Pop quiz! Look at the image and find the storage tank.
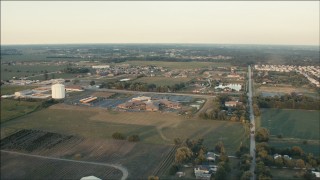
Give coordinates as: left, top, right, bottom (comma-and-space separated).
51, 84, 65, 99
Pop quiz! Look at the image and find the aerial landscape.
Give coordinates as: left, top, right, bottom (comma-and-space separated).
1, 1, 319, 180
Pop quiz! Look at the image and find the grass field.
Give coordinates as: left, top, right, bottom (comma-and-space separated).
133, 76, 192, 86
126, 61, 230, 69
1, 85, 36, 95
1, 104, 247, 155
258, 108, 320, 156
1, 64, 66, 80
1, 152, 123, 180
1, 99, 42, 123
269, 168, 302, 180
255, 85, 319, 99
260, 108, 320, 140
1, 86, 43, 123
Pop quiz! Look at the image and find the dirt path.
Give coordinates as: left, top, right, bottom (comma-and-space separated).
195, 97, 215, 117
1, 150, 129, 180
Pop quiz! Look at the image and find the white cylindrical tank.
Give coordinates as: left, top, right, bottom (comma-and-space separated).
51, 84, 65, 99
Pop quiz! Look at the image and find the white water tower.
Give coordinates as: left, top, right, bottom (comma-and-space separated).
51, 84, 65, 99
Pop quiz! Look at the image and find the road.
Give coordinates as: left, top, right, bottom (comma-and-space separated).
1, 150, 129, 180
248, 65, 256, 180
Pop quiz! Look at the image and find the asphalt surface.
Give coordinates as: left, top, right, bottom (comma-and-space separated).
248, 65, 256, 180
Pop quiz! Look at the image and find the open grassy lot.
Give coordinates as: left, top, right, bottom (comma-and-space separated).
126, 61, 230, 69
260, 108, 320, 140
255, 85, 319, 99
258, 108, 320, 156
133, 76, 191, 86
1, 99, 42, 124
1, 151, 123, 180
1, 104, 247, 155
1, 86, 44, 123
269, 168, 301, 180
1, 64, 66, 80
1, 85, 36, 95
1, 129, 173, 179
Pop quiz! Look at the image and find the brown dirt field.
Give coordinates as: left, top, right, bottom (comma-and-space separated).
258, 86, 300, 94
195, 97, 215, 116
50, 104, 186, 127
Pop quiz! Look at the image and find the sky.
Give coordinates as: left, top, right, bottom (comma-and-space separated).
1, 1, 319, 45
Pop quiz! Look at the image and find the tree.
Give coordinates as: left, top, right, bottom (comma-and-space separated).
195, 149, 206, 164
175, 146, 193, 164
174, 138, 182, 145
215, 141, 226, 154
255, 128, 270, 142
296, 159, 306, 169
240, 171, 252, 180
90, 80, 95, 86
274, 157, 284, 167
215, 165, 227, 180
127, 134, 140, 142
291, 146, 304, 157
112, 132, 125, 140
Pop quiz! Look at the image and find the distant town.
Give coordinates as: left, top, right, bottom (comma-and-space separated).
1, 44, 319, 180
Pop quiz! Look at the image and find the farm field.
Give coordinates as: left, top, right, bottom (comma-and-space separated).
258, 108, 320, 156
1, 64, 66, 80
133, 76, 191, 86
1, 151, 123, 180
260, 108, 320, 140
126, 61, 230, 69
0, 129, 174, 179
1, 104, 247, 155
255, 85, 318, 98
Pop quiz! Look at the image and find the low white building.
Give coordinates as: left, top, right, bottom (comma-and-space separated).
92, 65, 110, 69
80, 176, 102, 180
14, 90, 33, 97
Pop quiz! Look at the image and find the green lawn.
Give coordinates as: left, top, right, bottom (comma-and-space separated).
1, 85, 35, 95
1, 86, 44, 123
1, 99, 42, 123
260, 108, 320, 140
259, 108, 320, 156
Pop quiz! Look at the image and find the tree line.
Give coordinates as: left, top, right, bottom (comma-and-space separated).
100, 81, 186, 93
255, 93, 319, 110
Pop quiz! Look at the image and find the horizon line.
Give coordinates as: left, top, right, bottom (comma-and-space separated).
1, 42, 319, 47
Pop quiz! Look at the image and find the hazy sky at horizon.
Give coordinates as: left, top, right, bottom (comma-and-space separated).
1, 1, 319, 45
